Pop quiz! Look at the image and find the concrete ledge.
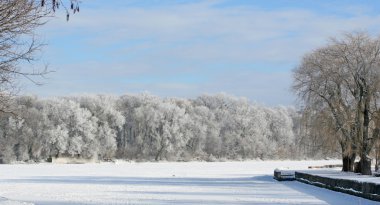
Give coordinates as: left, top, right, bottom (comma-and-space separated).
295, 172, 380, 202
274, 169, 295, 181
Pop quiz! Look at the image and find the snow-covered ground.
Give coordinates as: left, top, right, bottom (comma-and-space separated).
0, 160, 377, 205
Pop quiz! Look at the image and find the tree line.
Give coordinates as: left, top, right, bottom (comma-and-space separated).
0, 93, 337, 163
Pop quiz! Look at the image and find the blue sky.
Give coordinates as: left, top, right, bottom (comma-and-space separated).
21, 0, 380, 106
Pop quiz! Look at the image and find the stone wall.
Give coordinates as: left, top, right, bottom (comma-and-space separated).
295, 172, 380, 201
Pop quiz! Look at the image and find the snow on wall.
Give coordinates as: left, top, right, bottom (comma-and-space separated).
295, 171, 380, 202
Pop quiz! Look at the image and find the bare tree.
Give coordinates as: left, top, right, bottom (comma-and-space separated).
297, 107, 340, 159
0, 0, 46, 112
293, 32, 380, 175
0, 0, 79, 114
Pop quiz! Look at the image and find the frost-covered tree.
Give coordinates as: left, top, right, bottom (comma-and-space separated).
0, 93, 335, 163
72, 95, 124, 159
43, 98, 98, 158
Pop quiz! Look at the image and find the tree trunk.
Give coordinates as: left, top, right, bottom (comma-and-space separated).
342, 154, 355, 172
360, 155, 372, 175
360, 97, 372, 175
342, 156, 349, 172
376, 146, 379, 172
155, 145, 165, 161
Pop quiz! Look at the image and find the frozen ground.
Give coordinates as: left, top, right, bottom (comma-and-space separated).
0, 160, 378, 205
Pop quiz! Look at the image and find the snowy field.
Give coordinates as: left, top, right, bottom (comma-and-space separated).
0, 160, 378, 205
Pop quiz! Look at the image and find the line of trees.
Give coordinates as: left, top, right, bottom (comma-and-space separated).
0, 93, 338, 163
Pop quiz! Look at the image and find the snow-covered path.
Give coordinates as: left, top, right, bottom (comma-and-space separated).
0, 161, 377, 205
